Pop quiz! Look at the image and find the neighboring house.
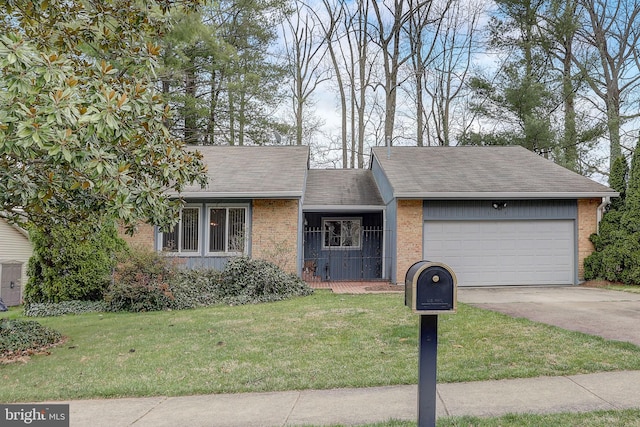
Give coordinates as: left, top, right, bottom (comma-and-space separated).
126, 145, 617, 287
0, 218, 33, 306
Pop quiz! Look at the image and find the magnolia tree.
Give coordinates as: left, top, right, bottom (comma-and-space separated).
0, 0, 207, 232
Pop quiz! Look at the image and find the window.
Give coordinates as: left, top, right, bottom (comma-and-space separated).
161, 207, 200, 253
322, 218, 361, 249
160, 204, 248, 256
208, 206, 247, 254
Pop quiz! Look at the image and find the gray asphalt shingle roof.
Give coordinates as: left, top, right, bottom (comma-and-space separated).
372, 146, 617, 198
303, 170, 384, 208
179, 145, 309, 198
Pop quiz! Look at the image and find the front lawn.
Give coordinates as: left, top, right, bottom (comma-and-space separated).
313, 409, 640, 426
2, 291, 640, 402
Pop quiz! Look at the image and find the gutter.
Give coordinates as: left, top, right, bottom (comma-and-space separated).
394, 191, 619, 200
168, 191, 303, 199
596, 196, 611, 233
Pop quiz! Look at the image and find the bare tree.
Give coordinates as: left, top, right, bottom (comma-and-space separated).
406, 0, 479, 146
316, 0, 350, 165
575, 0, 640, 169
370, 0, 411, 145
282, 3, 331, 145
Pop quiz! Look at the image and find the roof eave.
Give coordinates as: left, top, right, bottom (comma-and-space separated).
394, 191, 619, 199
170, 191, 303, 199
303, 205, 385, 212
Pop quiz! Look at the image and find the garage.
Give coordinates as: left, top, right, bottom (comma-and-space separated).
424, 220, 575, 286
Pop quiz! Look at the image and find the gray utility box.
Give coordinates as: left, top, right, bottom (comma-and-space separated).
405, 261, 457, 314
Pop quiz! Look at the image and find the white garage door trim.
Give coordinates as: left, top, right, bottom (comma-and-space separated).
423, 220, 575, 286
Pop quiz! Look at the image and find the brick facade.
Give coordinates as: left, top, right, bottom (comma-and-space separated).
118, 222, 155, 250
251, 199, 299, 274
396, 199, 423, 283
577, 198, 600, 280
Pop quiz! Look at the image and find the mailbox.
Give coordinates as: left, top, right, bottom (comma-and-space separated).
405, 261, 457, 314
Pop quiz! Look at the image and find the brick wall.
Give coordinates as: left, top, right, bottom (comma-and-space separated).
118, 222, 155, 250
251, 199, 299, 274
577, 198, 600, 280
396, 199, 423, 283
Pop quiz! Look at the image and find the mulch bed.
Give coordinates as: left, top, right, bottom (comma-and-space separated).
580, 280, 624, 288
0, 337, 67, 365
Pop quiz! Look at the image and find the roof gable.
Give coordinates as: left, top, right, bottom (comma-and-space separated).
372, 146, 617, 199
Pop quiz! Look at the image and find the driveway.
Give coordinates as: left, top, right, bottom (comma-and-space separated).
457, 286, 640, 346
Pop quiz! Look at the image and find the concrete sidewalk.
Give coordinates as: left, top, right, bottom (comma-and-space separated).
51, 370, 640, 426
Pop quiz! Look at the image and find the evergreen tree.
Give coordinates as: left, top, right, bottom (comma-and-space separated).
584, 141, 640, 284
25, 222, 125, 303
463, 0, 557, 155
159, 0, 288, 146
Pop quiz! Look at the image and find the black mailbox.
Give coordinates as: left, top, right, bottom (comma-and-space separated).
405, 261, 457, 314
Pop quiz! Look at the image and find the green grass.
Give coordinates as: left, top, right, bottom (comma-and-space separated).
307, 409, 640, 426
606, 285, 640, 294
2, 291, 640, 402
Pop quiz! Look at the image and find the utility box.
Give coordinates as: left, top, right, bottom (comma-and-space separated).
0, 262, 23, 307
405, 261, 457, 314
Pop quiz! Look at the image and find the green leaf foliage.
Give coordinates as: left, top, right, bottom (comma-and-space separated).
103, 246, 177, 312
584, 141, 640, 284
217, 256, 313, 305
23, 300, 108, 317
25, 222, 125, 303
103, 248, 313, 312
0, 1, 207, 232
0, 318, 62, 356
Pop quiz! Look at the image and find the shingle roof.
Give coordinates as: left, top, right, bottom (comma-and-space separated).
179, 145, 310, 198
372, 146, 617, 199
304, 169, 384, 208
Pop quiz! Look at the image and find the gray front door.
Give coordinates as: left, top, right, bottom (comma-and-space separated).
1, 263, 23, 306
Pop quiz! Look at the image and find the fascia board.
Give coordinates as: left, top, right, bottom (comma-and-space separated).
393, 191, 620, 199
170, 191, 303, 199
302, 205, 385, 212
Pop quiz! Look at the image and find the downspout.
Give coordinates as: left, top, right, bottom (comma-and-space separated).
596, 197, 610, 233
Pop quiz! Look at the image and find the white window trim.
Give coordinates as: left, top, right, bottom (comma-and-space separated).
321, 217, 362, 250
159, 204, 202, 256
205, 203, 249, 256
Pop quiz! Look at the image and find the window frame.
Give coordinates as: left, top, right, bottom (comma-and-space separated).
205, 203, 249, 256
321, 217, 362, 250
159, 204, 202, 255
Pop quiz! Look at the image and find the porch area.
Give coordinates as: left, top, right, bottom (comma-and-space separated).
306, 280, 402, 294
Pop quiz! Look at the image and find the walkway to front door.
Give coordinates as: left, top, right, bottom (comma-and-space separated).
307, 281, 402, 294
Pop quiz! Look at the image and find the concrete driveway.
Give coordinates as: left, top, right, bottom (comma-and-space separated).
457, 286, 640, 346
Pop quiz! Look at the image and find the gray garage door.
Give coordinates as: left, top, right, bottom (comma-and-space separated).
423, 220, 575, 286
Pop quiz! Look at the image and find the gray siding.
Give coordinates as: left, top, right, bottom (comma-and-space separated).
424, 200, 577, 221
372, 156, 398, 281
371, 156, 395, 204
182, 257, 233, 270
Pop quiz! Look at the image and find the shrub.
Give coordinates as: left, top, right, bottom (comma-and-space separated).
24, 300, 107, 317
169, 269, 224, 310
218, 257, 313, 304
0, 319, 63, 356
25, 221, 125, 303
585, 147, 640, 284
104, 251, 313, 312
103, 247, 177, 312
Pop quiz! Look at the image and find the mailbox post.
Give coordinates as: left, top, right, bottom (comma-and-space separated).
405, 261, 457, 427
